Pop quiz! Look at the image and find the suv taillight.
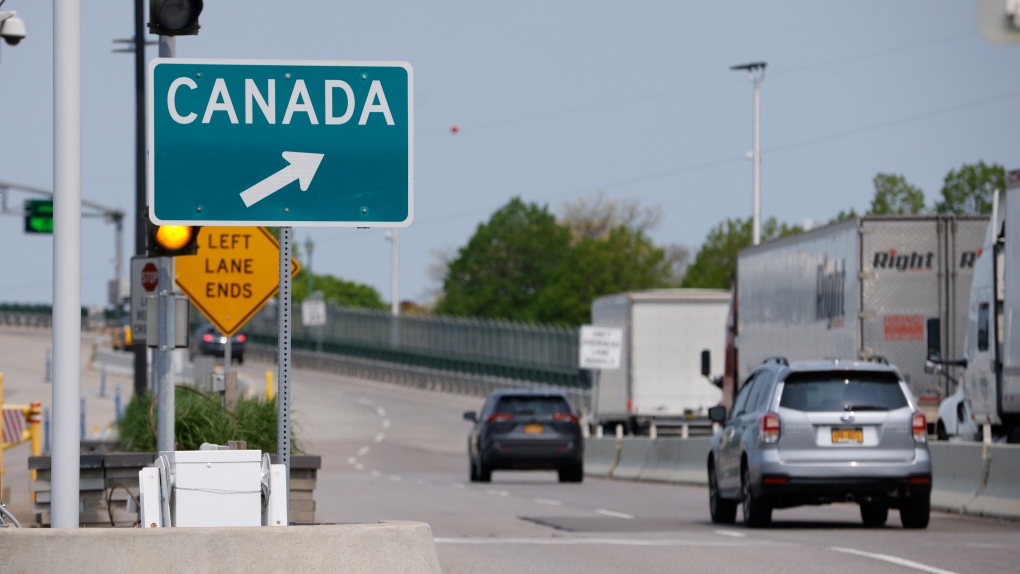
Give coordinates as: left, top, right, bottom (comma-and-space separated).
761, 413, 780, 444
912, 412, 927, 443
203, 333, 213, 343
486, 413, 513, 424
553, 413, 578, 424
236, 334, 247, 343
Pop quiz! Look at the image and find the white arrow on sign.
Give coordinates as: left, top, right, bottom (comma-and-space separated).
239, 151, 325, 207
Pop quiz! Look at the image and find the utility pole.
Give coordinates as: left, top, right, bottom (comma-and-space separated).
133, 0, 148, 396
730, 61, 766, 246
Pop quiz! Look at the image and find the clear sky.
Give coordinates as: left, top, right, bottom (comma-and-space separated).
1, 1, 1017, 309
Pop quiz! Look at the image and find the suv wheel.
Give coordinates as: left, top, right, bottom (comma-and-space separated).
709, 463, 737, 524
469, 457, 480, 482
860, 502, 888, 527
899, 495, 930, 529
741, 465, 772, 528
476, 458, 492, 483
558, 462, 584, 483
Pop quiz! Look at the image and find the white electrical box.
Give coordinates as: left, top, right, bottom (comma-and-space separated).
164, 449, 263, 527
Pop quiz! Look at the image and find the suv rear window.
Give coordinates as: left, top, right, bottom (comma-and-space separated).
779, 372, 908, 412
495, 396, 571, 415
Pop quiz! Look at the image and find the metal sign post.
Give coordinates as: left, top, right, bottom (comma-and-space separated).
277, 226, 293, 523
155, 257, 175, 453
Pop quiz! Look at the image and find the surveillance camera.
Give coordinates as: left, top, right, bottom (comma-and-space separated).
0, 13, 26, 46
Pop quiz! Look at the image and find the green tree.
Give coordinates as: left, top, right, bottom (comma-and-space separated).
532, 227, 670, 325
292, 271, 386, 309
935, 161, 1005, 214
437, 197, 571, 320
681, 217, 802, 289
828, 207, 859, 224
869, 173, 925, 215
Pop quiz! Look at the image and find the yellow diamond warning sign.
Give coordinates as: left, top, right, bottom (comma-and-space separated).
175, 227, 300, 337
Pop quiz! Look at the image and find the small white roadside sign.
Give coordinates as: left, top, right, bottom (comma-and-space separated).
579, 325, 624, 370
302, 299, 327, 327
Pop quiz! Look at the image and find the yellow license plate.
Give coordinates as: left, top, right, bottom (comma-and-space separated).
523, 424, 544, 435
831, 428, 863, 444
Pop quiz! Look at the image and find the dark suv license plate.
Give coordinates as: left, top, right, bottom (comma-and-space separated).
831, 428, 863, 444
523, 424, 544, 435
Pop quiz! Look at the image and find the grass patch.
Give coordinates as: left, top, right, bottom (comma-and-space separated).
117, 386, 300, 453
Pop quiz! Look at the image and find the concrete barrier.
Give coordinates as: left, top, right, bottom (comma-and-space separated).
0, 521, 441, 573
929, 442, 987, 513
967, 444, 1020, 520
583, 437, 619, 477
610, 438, 653, 480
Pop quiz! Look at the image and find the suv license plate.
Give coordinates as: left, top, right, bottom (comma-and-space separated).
831, 428, 863, 444
524, 424, 544, 435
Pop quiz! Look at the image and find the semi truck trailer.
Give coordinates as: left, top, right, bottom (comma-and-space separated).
731, 215, 987, 429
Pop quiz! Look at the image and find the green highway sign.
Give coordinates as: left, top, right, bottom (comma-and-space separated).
24, 199, 54, 234
148, 58, 413, 227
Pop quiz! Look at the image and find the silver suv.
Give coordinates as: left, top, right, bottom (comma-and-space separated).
707, 357, 932, 529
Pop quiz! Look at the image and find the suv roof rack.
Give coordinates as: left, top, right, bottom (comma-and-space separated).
762, 356, 789, 366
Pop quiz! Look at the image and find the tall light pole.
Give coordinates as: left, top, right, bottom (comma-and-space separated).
385, 228, 399, 316
731, 61, 766, 246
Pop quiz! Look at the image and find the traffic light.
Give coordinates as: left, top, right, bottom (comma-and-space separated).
149, 0, 203, 37
24, 199, 53, 234
147, 220, 201, 256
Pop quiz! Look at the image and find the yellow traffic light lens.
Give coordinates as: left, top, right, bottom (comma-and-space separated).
155, 226, 194, 251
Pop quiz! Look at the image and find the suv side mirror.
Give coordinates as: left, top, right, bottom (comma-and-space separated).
701, 349, 711, 378
708, 405, 727, 423
926, 317, 941, 361
463, 411, 477, 423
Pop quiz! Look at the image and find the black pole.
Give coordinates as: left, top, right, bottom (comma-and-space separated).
133, 0, 148, 395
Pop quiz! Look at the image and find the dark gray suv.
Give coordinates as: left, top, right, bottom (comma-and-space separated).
707, 357, 932, 529
464, 389, 584, 483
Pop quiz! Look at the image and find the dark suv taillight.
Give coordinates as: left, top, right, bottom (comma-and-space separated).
553, 413, 578, 424
486, 413, 513, 424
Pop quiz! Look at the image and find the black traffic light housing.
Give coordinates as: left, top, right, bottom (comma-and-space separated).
149, 0, 204, 36
147, 219, 201, 257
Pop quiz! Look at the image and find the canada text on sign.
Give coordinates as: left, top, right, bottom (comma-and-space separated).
175, 227, 299, 337
579, 325, 624, 370
148, 58, 413, 227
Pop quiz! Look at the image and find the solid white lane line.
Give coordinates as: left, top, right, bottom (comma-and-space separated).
487, 489, 510, 497
595, 509, 634, 519
533, 499, 563, 506
374, 433, 385, 443
376, 407, 386, 417
715, 530, 745, 538
382, 419, 391, 430
357, 446, 371, 456
434, 538, 753, 547
831, 547, 961, 574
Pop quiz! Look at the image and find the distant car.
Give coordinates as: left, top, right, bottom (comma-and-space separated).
190, 324, 246, 364
464, 389, 584, 483
707, 357, 932, 529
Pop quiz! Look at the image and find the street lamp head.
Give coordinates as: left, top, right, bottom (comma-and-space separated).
0, 12, 26, 46
730, 62, 767, 72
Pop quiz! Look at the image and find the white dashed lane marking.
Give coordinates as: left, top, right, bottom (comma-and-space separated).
357, 446, 371, 456
533, 499, 563, 506
715, 530, 745, 538
382, 419, 391, 430
595, 509, 634, 519
376, 407, 386, 417
374, 433, 385, 443
487, 489, 510, 497
831, 547, 961, 574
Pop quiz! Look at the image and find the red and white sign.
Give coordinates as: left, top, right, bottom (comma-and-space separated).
2, 408, 24, 444
141, 262, 159, 292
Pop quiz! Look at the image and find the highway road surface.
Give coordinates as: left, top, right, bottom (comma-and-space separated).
2, 327, 1019, 573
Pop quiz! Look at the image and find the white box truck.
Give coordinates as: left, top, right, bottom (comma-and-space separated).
589, 289, 729, 434
734, 215, 988, 429
927, 174, 1020, 442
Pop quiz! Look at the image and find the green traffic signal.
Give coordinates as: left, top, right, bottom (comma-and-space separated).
149, 0, 203, 37
24, 199, 53, 234
147, 219, 201, 256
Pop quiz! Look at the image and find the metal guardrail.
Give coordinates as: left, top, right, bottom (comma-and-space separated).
247, 343, 591, 409
245, 303, 585, 389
